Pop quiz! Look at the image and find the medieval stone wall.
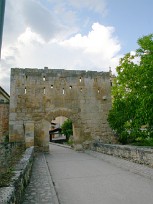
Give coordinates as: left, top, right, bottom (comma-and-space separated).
0, 103, 9, 142
9, 67, 115, 150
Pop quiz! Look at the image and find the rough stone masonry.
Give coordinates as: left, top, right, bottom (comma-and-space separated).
9, 67, 115, 151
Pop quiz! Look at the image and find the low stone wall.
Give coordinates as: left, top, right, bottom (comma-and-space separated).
0, 146, 34, 204
90, 142, 153, 168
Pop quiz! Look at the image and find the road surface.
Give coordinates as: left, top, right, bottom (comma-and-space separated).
23, 143, 153, 204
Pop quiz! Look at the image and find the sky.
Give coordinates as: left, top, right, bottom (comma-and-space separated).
0, 0, 153, 93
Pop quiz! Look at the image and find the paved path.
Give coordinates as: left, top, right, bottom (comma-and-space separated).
23, 144, 153, 204
22, 152, 58, 204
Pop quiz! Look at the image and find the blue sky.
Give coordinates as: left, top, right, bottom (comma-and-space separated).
105, 0, 153, 53
0, 0, 153, 92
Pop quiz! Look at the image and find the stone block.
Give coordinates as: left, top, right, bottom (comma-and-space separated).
74, 144, 83, 151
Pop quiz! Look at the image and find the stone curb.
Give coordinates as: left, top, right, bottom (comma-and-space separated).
43, 154, 60, 204
0, 146, 34, 204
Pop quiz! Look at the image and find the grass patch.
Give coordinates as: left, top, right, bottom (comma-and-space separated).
0, 144, 25, 187
0, 169, 15, 187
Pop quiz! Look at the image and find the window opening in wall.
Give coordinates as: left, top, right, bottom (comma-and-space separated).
26, 75, 28, 80
63, 88, 65, 95
79, 77, 82, 82
44, 87, 46, 94
43, 76, 46, 81
69, 86, 72, 89
51, 85, 53, 89
80, 88, 82, 92
98, 89, 100, 94
25, 87, 27, 94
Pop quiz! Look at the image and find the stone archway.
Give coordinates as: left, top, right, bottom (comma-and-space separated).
33, 108, 81, 151
45, 108, 81, 140
9, 68, 115, 151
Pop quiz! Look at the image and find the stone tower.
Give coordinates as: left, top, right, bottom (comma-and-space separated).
9, 68, 114, 151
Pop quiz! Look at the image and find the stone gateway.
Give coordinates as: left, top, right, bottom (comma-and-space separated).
9, 67, 114, 151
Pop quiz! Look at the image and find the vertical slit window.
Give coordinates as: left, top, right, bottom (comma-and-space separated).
80, 88, 82, 92
44, 87, 46, 95
43, 76, 46, 81
63, 88, 65, 95
51, 85, 53, 89
79, 77, 82, 82
98, 89, 100, 94
25, 87, 27, 94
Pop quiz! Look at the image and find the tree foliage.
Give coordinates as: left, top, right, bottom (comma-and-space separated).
108, 34, 153, 144
61, 119, 73, 141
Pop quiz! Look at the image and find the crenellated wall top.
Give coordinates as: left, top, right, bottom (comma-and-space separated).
11, 67, 110, 78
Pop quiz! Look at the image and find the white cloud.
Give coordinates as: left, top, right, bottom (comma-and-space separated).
22, 0, 65, 41
2, 0, 25, 46
18, 27, 45, 45
61, 23, 120, 56
1, 23, 121, 74
3, 0, 78, 44
49, 0, 107, 14
0, 0, 121, 93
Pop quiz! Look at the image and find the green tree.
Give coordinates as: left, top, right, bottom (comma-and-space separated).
108, 34, 153, 144
61, 119, 73, 141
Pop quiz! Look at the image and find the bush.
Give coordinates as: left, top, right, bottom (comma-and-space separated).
108, 34, 153, 144
61, 119, 73, 142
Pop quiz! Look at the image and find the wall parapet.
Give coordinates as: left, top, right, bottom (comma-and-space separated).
90, 142, 153, 168
11, 67, 110, 78
0, 146, 34, 204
